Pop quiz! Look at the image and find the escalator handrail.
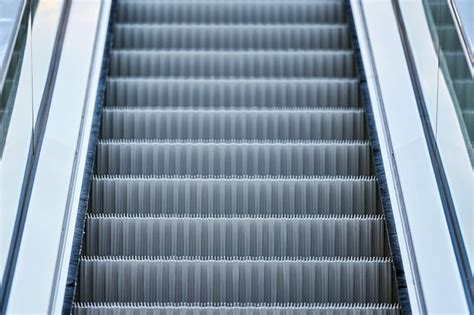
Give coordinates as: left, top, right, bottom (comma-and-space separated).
449, 0, 474, 75
0, 0, 72, 312
391, 0, 474, 311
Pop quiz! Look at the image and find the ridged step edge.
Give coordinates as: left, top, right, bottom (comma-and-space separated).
110, 49, 355, 54
72, 302, 401, 315
97, 139, 370, 145
114, 23, 350, 28
109, 77, 358, 81
72, 302, 400, 309
85, 213, 384, 219
80, 256, 392, 262
92, 175, 377, 180
102, 106, 364, 112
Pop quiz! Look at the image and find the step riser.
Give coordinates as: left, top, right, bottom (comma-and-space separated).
105, 79, 360, 108
109, 51, 355, 78
101, 109, 365, 141
90, 178, 379, 216
85, 216, 388, 257
96, 143, 371, 176
114, 25, 351, 50
78, 260, 394, 304
116, 2, 347, 24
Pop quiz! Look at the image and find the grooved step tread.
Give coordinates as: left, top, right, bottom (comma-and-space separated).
109, 50, 356, 78
84, 214, 388, 257
78, 258, 395, 304
95, 141, 371, 177
116, 0, 347, 24
101, 107, 365, 141
105, 77, 360, 109
114, 24, 351, 50
90, 175, 379, 216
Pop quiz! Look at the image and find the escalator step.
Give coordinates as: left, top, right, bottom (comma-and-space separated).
78, 258, 394, 304
95, 141, 371, 176
89, 176, 379, 216
105, 78, 360, 108
84, 214, 388, 257
114, 24, 351, 50
101, 108, 365, 141
72, 303, 401, 315
109, 50, 355, 78
116, 0, 347, 24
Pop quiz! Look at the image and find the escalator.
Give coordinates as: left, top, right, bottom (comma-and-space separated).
72, 1, 402, 313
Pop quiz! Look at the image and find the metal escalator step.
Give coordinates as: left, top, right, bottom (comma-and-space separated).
72, 303, 401, 315
101, 108, 365, 141
116, 0, 347, 24
105, 78, 360, 108
77, 257, 394, 304
114, 24, 351, 50
109, 50, 355, 78
84, 214, 388, 257
95, 141, 371, 176
90, 176, 379, 216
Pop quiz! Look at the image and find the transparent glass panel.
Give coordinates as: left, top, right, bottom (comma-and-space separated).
424, 0, 474, 161
0, 1, 34, 287
0, 0, 64, 290
421, 0, 474, 272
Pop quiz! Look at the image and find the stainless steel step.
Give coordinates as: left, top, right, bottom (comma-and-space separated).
84, 214, 388, 257
114, 24, 351, 50
109, 50, 356, 78
77, 258, 395, 304
95, 141, 371, 176
116, 0, 347, 24
105, 78, 360, 108
101, 108, 365, 141
89, 176, 379, 216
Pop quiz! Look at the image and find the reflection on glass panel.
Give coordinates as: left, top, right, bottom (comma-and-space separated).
452, 0, 474, 66
424, 0, 474, 163
0, 4, 30, 157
